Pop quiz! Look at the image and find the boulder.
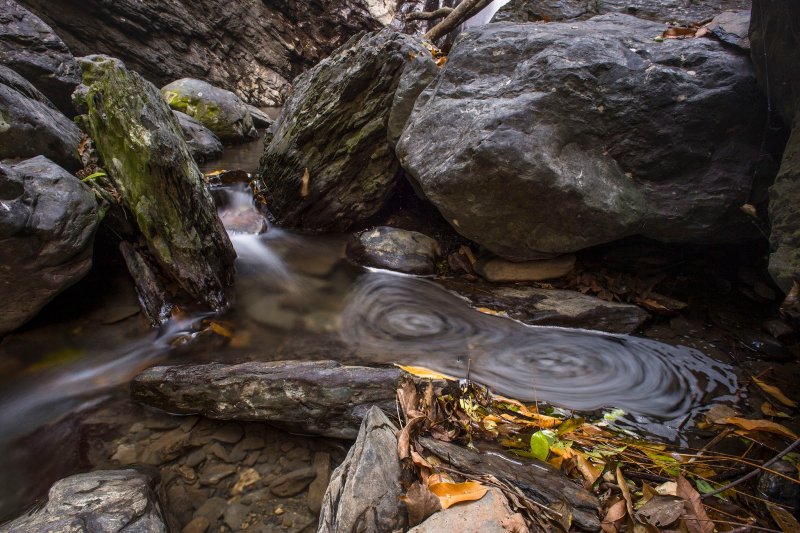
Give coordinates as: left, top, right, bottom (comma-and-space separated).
18, 0, 394, 106
259, 29, 435, 232
440, 279, 650, 333
475, 255, 575, 282
397, 14, 763, 261
0, 470, 168, 532
0, 0, 80, 113
493, 0, 751, 25
0, 64, 81, 170
318, 406, 406, 533
131, 360, 402, 439
173, 110, 223, 163
409, 489, 515, 533
346, 226, 441, 275
245, 104, 274, 128
77, 55, 235, 310
162, 78, 257, 143
708, 10, 751, 51
750, 0, 800, 293
0, 156, 99, 335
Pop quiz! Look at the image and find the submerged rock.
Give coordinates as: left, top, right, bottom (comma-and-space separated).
751, 0, 800, 293
346, 226, 441, 275
162, 78, 257, 143
0, 0, 80, 113
0, 469, 168, 532
17, 0, 393, 107
77, 55, 235, 310
131, 360, 402, 439
259, 29, 435, 232
0, 64, 81, 169
318, 406, 406, 533
0, 156, 99, 335
173, 110, 223, 163
397, 14, 762, 261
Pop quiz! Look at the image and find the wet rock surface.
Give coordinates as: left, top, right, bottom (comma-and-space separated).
408, 488, 515, 533
0, 64, 81, 169
346, 226, 441, 275
0, 0, 80, 113
163, 78, 257, 144
0, 156, 99, 335
0, 469, 169, 532
18, 0, 393, 107
475, 255, 576, 283
318, 406, 406, 533
77, 55, 236, 311
397, 14, 763, 261
131, 361, 402, 439
259, 29, 435, 232
174, 110, 223, 164
493, 0, 751, 25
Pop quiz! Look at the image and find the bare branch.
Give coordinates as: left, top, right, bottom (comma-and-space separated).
406, 7, 454, 21
424, 0, 495, 42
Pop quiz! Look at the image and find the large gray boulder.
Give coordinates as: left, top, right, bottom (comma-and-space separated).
0, 0, 80, 113
173, 110, 223, 163
346, 226, 441, 275
0, 470, 168, 532
259, 29, 435, 232
162, 78, 257, 143
0, 64, 81, 170
18, 0, 394, 106
493, 0, 750, 25
77, 55, 236, 311
318, 406, 406, 533
0, 156, 99, 335
750, 0, 800, 293
397, 14, 763, 261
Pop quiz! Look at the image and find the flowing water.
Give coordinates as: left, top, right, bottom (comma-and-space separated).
0, 133, 739, 518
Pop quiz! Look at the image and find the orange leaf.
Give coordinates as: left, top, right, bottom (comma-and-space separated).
753, 377, 797, 408
576, 453, 602, 486
428, 481, 488, 509
718, 417, 798, 440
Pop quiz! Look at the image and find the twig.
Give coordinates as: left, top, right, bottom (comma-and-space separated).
702, 437, 800, 499
406, 7, 453, 21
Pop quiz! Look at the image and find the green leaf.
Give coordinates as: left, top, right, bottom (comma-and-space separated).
603, 408, 626, 422
81, 171, 107, 182
556, 417, 585, 435
530, 430, 554, 461
695, 479, 715, 494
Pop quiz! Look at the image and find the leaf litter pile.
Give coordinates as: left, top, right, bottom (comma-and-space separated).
393, 366, 800, 532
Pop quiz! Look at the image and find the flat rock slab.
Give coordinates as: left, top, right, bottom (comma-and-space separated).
318, 406, 406, 533
420, 438, 600, 531
131, 360, 402, 439
441, 279, 650, 333
0, 469, 168, 532
475, 255, 576, 282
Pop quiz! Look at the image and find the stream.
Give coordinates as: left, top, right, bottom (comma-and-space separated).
0, 130, 739, 519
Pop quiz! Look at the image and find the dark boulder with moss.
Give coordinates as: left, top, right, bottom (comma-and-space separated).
397, 14, 763, 261
0, 156, 99, 335
0, 0, 81, 113
0, 64, 81, 169
162, 78, 257, 144
76, 55, 235, 310
750, 0, 800, 293
258, 29, 435, 232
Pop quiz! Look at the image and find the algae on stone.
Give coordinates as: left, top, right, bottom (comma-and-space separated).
77, 55, 235, 310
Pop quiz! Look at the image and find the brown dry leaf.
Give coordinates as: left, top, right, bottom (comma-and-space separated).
694, 26, 710, 38
616, 467, 634, 520
761, 401, 792, 418
641, 482, 657, 504
501, 513, 530, 533
676, 476, 714, 533
397, 365, 456, 381
636, 495, 684, 528
231, 468, 261, 496
753, 377, 798, 408
705, 404, 738, 424
428, 480, 488, 509
435, 56, 447, 67
602, 499, 627, 532
718, 416, 798, 439
397, 380, 419, 419
206, 320, 233, 338
662, 27, 696, 38
300, 167, 310, 197
401, 481, 442, 527
576, 453, 602, 487
398, 416, 425, 460
767, 502, 800, 533
476, 307, 509, 317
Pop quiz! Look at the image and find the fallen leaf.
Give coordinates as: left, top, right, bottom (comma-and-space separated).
398, 416, 425, 460
616, 467, 634, 520
753, 377, 797, 408
602, 499, 627, 531
662, 27, 697, 39
397, 365, 456, 381
740, 203, 759, 219
401, 481, 442, 526
529, 430, 551, 461
761, 401, 792, 418
428, 480, 488, 509
655, 481, 677, 496
705, 404, 738, 424
476, 307, 509, 317
767, 502, 800, 533
205, 320, 233, 338
397, 380, 420, 419
300, 167, 310, 197
718, 416, 798, 439
231, 468, 261, 496
501, 513, 530, 533
576, 453, 602, 487
636, 495, 684, 528
676, 475, 714, 533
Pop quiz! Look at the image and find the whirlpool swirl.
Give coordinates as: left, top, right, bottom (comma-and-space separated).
340, 272, 736, 419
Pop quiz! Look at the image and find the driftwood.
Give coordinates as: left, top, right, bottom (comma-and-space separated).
119, 241, 173, 325
131, 360, 402, 439
419, 438, 601, 531
424, 0, 495, 41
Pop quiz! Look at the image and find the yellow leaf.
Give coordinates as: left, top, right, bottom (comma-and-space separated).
549, 456, 564, 469
761, 401, 792, 418
203, 169, 227, 177
428, 481, 488, 509
300, 168, 310, 198
753, 377, 797, 408
476, 307, 508, 317
718, 417, 798, 440
396, 365, 456, 381
206, 321, 232, 338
